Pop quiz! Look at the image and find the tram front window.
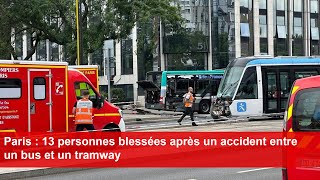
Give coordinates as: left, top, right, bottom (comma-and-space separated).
217, 66, 245, 98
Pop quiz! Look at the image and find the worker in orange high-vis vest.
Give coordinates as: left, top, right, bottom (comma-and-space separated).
72, 90, 95, 131
177, 87, 198, 126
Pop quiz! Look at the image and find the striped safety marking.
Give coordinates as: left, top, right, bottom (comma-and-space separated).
297, 136, 314, 148
0, 129, 16, 133
287, 104, 293, 121
291, 86, 300, 95
68, 113, 120, 118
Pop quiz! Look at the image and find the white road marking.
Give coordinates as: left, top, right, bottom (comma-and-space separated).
236, 167, 273, 174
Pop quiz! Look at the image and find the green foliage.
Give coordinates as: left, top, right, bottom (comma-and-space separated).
111, 88, 125, 103
0, 0, 182, 63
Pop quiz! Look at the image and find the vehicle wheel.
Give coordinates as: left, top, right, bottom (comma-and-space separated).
199, 100, 210, 114
103, 124, 121, 132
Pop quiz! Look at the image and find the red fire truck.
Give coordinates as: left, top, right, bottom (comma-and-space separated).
0, 60, 125, 132
69, 65, 99, 91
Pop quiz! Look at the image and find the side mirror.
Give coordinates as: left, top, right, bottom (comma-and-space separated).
97, 96, 104, 109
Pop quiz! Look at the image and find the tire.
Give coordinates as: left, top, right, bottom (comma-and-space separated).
199, 100, 211, 114
103, 124, 121, 132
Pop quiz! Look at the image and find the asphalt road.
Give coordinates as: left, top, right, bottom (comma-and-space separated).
127, 116, 283, 132
23, 168, 281, 180
20, 118, 283, 180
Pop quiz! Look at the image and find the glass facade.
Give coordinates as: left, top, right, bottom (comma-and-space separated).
14, 33, 23, 60
311, 0, 320, 55
259, 0, 268, 54
211, 0, 235, 69
240, 0, 253, 57
274, 0, 288, 56
121, 37, 133, 75
292, 0, 304, 56
36, 40, 47, 61
163, 0, 209, 70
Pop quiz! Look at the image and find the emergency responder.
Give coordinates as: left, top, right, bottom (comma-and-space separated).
177, 87, 198, 126
72, 90, 95, 131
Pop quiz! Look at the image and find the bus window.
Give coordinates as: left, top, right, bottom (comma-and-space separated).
235, 67, 258, 99
293, 88, 320, 131
176, 76, 192, 95
196, 80, 210, 94
167, 77, 175, 96
295, 71, 318, 79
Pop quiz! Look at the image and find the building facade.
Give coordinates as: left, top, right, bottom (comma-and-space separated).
10, 0, 320, 104
234, 0, 320, 57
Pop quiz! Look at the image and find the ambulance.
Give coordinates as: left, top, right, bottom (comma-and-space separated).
283, 75, 320, 179
69, 65, 99, 90
0, 60, 125, 132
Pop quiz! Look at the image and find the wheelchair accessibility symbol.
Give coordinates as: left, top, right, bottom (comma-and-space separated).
237, 102, 247, 112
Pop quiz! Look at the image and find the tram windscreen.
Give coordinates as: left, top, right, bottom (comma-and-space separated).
217, 66, 245, 98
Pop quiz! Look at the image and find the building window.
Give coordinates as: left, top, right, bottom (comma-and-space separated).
121, 39, 133, 75
276, 16, 285, 26
14, 33, 23, 60
311, 18, 318, 28
276, 25, 286, 39
166, 53, 206, 70
37, 40, 47, 61
240, 23, 250, 37
260, 11, 268, 53
51, 42, 59, 62
276, 0, 285, 11
114, 84, 134, 102
311, 0, 319, 13
311, 27, 320, 40
293, 17, 303, 37
259, 0, 267, 9
259, 15, 267, 38
292, 0, 303, 56
240, 0, 249, 8
293, 0, 302, 12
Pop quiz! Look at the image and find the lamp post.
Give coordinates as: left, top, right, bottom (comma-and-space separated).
103, 47, 112, 102
76, 0, 80, 65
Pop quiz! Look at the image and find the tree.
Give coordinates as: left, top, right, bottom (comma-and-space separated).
0, 0, 182, 64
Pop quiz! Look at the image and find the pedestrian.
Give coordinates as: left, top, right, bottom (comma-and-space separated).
177, 87, 198, 126
72, 90, 95, 131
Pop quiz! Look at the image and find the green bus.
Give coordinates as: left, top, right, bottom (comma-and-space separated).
137, 70, 224, 113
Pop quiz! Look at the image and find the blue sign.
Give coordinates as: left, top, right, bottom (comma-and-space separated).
237, 102, 247, 112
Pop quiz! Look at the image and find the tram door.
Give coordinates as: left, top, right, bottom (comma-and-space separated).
262, 68, 290, 114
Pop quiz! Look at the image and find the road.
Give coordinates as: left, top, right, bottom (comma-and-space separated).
24, 168, 281, 180
21, 118, 283, 180
127, 116, 282, 132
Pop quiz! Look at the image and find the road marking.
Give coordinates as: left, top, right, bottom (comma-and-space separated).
237, 168, 273, 174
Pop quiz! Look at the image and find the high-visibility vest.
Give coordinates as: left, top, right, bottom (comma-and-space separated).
184, 92, 194, 108
75, 99, 93, 124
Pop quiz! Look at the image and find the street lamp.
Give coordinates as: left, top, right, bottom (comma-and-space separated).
76, 0, 80, 65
